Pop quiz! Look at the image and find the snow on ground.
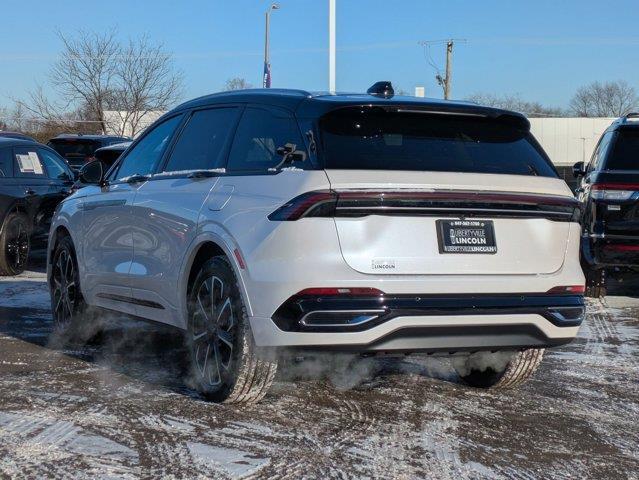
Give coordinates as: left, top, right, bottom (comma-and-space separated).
0, 264, 638, 478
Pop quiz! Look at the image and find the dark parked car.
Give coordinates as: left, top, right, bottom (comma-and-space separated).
94, 141, 131, 169
0, 131, 37, 142
47, 134, 130, 170
574, 113, 639, 296
0, 138, 75, 275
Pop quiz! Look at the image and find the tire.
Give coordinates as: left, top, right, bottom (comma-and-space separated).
585, 267, 606, 298
0, 213, 30, 276
454, 349, 545, 389
186, 256, 277, 404
49, 234, 94, 345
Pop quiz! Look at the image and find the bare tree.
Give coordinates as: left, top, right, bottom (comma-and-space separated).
466, 93, 565, 117
569, 80, 638, 117
224, 77, 253, 91
106, 36, 183, 136
16, 29, 183, 137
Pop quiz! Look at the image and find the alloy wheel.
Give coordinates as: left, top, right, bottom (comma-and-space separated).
51, 248, 77, 330
5, 221, 28, 272
191, 275, 236, 388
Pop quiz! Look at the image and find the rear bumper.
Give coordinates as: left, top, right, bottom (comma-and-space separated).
582, 234, 639, 269
250, 294, 584, 352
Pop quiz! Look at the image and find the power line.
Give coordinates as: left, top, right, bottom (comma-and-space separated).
418, 38, 467, 100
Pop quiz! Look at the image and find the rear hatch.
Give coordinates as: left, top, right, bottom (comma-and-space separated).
594, 128, 639, 238
319, 106, 577, 276
47, 138, 102, 169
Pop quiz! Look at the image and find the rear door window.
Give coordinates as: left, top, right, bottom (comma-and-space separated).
163, 108, 238, 173
227, 107, 305, 173
605, 129, 639, 170
0, 148, 13, 177
319, 107, 558, 177
12, 147, 46, 178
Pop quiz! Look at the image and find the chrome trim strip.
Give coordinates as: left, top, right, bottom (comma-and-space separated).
299, 309, 386, 328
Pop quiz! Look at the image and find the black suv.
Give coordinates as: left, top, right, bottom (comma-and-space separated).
574, 113, 639, 296
47, 134, 130, 170
0, 138, 75, 275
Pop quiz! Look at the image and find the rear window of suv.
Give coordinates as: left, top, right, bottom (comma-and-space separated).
48, 139, 101, 158
319, 107, 558, 177
605, 129, 639, 170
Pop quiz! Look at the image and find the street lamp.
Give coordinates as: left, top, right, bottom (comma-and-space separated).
263, 3, 280, 88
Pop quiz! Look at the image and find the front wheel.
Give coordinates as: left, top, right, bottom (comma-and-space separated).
453, 349, 545, 389
186, 256, 277, 404
49, 235, 92, 344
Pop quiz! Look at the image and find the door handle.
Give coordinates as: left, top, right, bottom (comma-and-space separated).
25, 189, 36, 196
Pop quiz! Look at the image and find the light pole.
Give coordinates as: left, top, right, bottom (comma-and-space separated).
329, 0, 336, 92
263, 3, 280, 88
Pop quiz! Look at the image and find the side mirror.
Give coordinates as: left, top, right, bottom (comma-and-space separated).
276, 143, 307, 164
572, 161, 586, 178
79, 160, 105, 185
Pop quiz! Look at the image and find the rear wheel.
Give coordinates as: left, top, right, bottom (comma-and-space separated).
187, 256, 277, 404
0, 213, 30, 276
454, 349, 545, 389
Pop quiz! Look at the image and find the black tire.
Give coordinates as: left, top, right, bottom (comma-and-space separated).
585, 268, 606, 298
186, 256, 277, 404
454, 349, 545, 389
0, 213, 30, 276
49, 234, 94, 345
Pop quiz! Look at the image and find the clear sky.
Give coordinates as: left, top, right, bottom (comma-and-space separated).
1, 0, 638, 109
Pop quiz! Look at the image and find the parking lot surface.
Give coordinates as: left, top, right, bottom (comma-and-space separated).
0, 254, 637, 479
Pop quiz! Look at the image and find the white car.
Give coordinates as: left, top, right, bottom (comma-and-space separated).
47, 83, 585, 403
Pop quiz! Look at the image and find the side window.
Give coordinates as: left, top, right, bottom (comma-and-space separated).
591, 132, 613, 172
114, 115, 182, 181
0, 148, 12, 177
38, 148, 71, 180
13, 147, 46, 178
227, 107, 305, 173
163, 108, 238, 173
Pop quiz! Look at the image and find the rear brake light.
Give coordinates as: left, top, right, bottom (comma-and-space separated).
547, 285, 585, 295
591, 183, 639, 201
296, 287, 385, 296
268, 191, 337, 221
269, 190, 580, 221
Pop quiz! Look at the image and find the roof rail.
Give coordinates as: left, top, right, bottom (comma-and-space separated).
623, 112, 639, 122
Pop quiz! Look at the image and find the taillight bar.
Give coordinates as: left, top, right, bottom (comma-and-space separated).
591, 183, 639, 201
268, 190, 581, 222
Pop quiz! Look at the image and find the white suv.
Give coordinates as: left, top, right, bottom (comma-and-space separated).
47, 83, 585, 403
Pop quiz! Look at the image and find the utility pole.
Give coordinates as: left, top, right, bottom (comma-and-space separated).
444, 40, 453, 100
418, 38, 466, 100
329, 0, 336, 92
263, 3, 280, 88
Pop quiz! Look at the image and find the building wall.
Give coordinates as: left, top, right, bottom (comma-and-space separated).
103, 110, 166, 138
529, 117, 615, 167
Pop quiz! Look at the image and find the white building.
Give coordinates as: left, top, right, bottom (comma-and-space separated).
529, 117, 614, 166
103, 110, 165, 138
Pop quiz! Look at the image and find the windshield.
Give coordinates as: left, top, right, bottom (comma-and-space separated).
606, 129, 639, 170
48, 139, 101, 158
319, 107, 557, 177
